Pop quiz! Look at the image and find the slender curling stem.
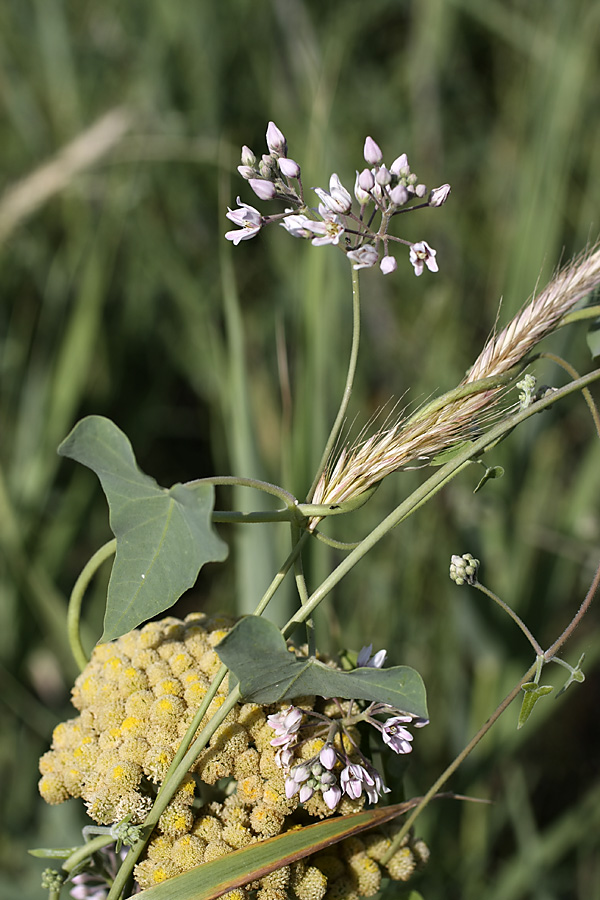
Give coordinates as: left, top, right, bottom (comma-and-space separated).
545, 556, 600, 660
186, 474, 298, 509
307, 265, 362, 502
67, 539, 116, 671
473, 581, 543, 656
540, 352, 600, 439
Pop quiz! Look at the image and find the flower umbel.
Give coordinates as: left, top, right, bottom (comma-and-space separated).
266, 647, 428, 812
225, 122, 449, 275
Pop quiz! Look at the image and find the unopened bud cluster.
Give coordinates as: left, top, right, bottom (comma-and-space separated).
39, 617, 429, 898
449, 553, 480, 585
226, 122, 450, 276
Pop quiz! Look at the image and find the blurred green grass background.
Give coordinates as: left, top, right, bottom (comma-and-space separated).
1, 1, 599, 898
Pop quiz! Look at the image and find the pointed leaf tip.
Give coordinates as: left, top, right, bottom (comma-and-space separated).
58, 416, 228, 641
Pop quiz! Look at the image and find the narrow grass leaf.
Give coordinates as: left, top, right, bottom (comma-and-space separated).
58, 416, 228, 641
128, 799, 419, 900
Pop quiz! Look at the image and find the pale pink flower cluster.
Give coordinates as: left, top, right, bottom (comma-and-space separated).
226, 123, 450, 276
266, 645, 428, 811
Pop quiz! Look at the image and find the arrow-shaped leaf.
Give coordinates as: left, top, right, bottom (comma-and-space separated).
128, 799, 420, 900
517, 682, 554, 729
58, 416, 228, 642
216, 617, 428, 719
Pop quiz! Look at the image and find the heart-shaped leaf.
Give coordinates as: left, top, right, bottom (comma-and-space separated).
58, 416, 228, 641
127, 798, 420, 900
216, 617, 428, 719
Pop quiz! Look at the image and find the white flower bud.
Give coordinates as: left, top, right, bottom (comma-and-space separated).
380, 255, 397, 275
347, 245, 379, 270
415, 183, 427, 198
278, 157, 301, 178
266, 121, 287, 156
389, 184, 409, 206
363, 136, 383, 166
390, 153, 409, 175
240, 145, 256, 167
319, 745, 337, 769
249, 178, 277, 201
323, 785, 341, 809
299, 783, 314, 803
429, 183, 451, 207
259, 154, 278, 178
375, 165, 392, 187
354, 170, 373, 205
359, 167, 375, 189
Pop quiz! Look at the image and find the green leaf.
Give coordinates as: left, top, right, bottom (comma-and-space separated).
28, 847, 79, 859
517, 682, 554, 729
430, 440, 475, 466
473, 465, 504, 494
216, 617, 428, 719
586, 316, 600, 360
58, 416, 228, 641
128, 799, 419, 900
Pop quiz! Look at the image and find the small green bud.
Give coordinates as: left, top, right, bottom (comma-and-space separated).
111, 818, 145, 848
449, 553, 480, 585
517, 374, 536, 409
41, 869, 64, 890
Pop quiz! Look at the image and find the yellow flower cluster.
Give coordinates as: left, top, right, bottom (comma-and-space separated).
39, 613, 428, 897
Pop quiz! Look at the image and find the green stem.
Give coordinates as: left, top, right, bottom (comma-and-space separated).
67, 539, 116, 671
473, 581, 543, 656
254, 531, 311, 617
307, 265, 362, 502
62, 833, 115, 874
540, 352, 600, 439
291, 523, 314, 654
405, 362, 530, 427
544, 555, 600, 660
186, 475, 298, 509
558, 304, 600, 327
212, 509, 296, 524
